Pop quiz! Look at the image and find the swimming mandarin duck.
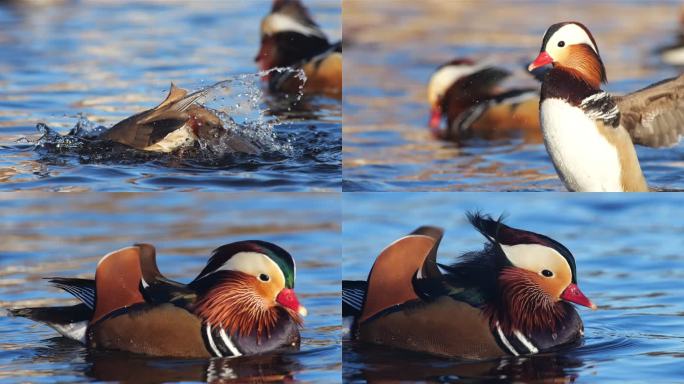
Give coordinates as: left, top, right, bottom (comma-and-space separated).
256, 0, 342, 97
427, 59, 541, 143
9, 241, 307, 358
529, 21, 684, 192
99, 83, 258, 154
343, 213, 596, 359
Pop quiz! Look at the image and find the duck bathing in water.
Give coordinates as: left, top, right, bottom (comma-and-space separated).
98, 83, 260, 154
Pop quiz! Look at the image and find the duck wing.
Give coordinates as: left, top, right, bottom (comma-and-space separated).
47, 277, 96, 309
358, 227, 442, 323
617, 74, 684, 147
135, 243, 197, 307
100, 83, 208, 149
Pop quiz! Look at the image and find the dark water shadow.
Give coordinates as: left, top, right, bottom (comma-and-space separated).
344, 340, 590, 383
25, 336, 305, 383
85, 350, 301, 383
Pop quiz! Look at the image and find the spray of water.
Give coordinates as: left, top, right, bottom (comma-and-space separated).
33, 68, 307, 162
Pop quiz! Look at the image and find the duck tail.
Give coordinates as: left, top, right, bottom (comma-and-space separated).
8, 304, 92, 344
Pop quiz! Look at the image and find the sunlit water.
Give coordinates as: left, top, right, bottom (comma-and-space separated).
342, 193, 684, 383
0, 0, 341, 191
343, 1, 684, 191
0, 193, 341, 383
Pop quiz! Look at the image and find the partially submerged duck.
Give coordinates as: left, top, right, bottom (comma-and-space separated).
256, 0, 342, 97
99, 83, 259, 154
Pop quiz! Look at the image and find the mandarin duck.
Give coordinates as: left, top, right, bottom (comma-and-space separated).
256, 0, 342, 97
428, 59, 541, 143
99, 83, 259, 154
343, 213, 595, 359
10, 241, 307, 358
529, 21, 684, 191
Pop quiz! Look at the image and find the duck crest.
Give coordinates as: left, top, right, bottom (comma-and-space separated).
464, 213, 579, 339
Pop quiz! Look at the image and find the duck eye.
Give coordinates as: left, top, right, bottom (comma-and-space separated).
557, 41, 565, 48
259, 273, 270, 282
541, 269, 554, 277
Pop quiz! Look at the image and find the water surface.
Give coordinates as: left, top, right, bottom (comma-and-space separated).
343, 193, 684, 383
0, 0, 341, 191
343, 1, 684, 191
0, 193, 341, 383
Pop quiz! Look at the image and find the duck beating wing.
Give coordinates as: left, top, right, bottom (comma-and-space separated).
617, 74, 684, 148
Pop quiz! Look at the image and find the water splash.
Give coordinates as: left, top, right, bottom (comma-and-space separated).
33, 68, 308, 164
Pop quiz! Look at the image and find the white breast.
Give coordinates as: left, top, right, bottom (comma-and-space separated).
144, 124, 196, 153
540, 98, 623, 191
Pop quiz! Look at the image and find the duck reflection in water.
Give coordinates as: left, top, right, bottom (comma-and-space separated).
346, 340, 583, 383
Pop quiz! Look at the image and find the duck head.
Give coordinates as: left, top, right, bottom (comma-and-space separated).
528, 21, 606, 89
256, 0, 330, 72
189, 240, 306, 337
427, 58, 478, 133
467, 213, 596, 333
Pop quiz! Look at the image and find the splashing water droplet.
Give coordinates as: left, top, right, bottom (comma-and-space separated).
33, 70, 305, 161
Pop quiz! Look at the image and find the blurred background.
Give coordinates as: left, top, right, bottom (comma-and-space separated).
343, 0, 684, 191
0, 193, 341, 382
343, 192, 684, 382
0, 0, 341, 191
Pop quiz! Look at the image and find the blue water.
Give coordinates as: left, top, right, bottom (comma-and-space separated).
343, 1, 684, 191
0, 193, 341, 383
0, 0, 341, 191
343, 193, 684, 383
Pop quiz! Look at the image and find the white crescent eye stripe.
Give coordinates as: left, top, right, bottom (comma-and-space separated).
500, 243, 571, 277
198, 252, 287, 299
205, 252, 284, 280
427, 64, 487, 105
547, 24, 598, 54
262, 13, 326, 38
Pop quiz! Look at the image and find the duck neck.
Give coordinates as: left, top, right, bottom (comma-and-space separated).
541, 66, 602, 105
488, 267, 569, 335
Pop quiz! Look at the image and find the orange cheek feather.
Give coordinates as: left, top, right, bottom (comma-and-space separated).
500, 267, 567, 301
558, 45, 603, 89
254, 278, 279, 306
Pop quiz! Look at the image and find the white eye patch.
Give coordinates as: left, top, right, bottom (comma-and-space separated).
203, 252, 286, 291
427, 63, 481, 105
262, 13, 326, 38
500, 243, 571, 277
545, 23, 598, 54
